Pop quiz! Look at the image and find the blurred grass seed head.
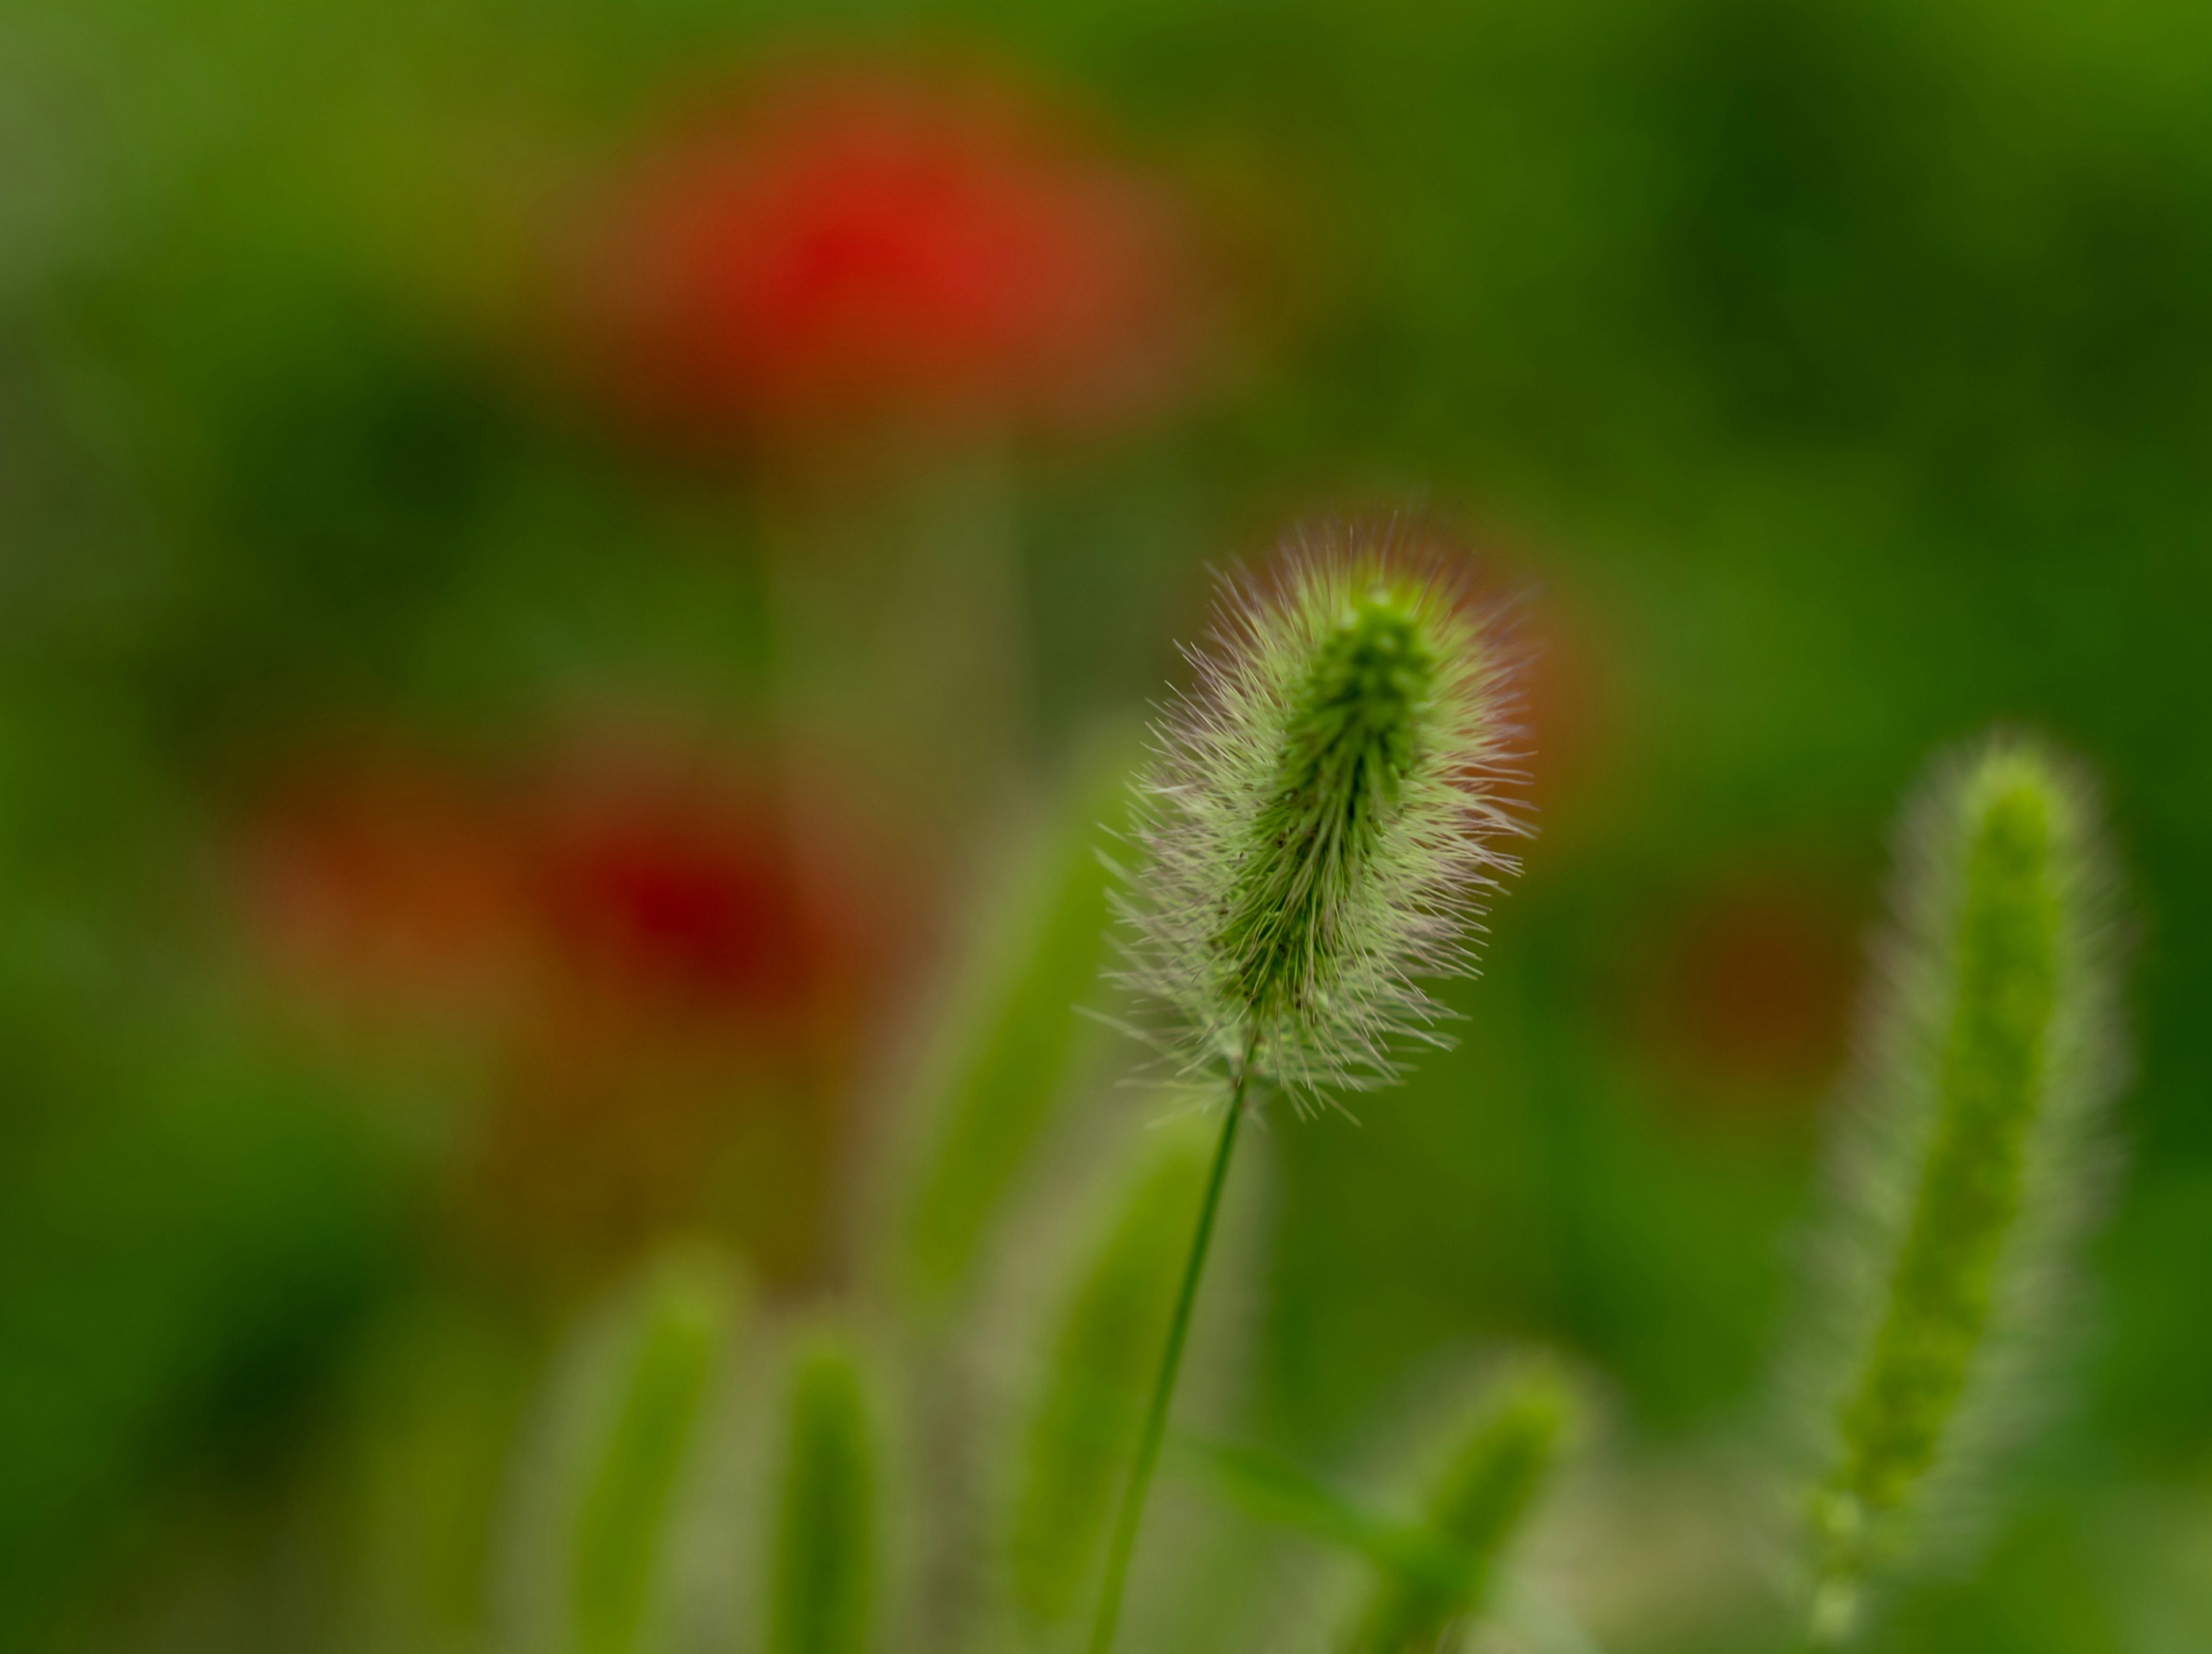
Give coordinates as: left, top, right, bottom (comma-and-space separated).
1798, 735, 2125, 1643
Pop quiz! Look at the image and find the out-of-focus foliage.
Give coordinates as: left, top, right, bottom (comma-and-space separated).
1, 0, 2209, 1648
895, 742, 1133, 1307
1344, 1362, 1575, 1653
1005, 1119, 1214, 1637
767, 1339, 878, 1654
571, 1258, 730, 1654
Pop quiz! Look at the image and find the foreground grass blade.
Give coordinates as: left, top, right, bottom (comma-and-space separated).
1007, 1121, 1215, 1635
1348, 1363, 1575, 1654
1179, 1434, 1475, 1599
1801, 736, 2123, 1644
770, 1337, 880, 1654
572, 1255, 732, 1654
902, 743, 1134, 1304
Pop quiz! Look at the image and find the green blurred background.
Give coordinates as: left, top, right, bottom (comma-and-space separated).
2, 0, 2208, 1649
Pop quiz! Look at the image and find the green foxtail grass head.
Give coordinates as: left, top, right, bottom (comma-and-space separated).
768, 1335, 881, 1654
1118, 530, 1523, 1102
1793, 733, 2125, 1644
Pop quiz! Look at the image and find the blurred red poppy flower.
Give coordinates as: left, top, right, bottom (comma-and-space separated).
573, 62, 1215, 439
232, 731, 904, 1287
236, 736, 888, 1032
521, 740, 881, 1028
482, 737, 897, 1285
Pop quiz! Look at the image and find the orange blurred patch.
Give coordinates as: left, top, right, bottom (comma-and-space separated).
1515, 586, 1623, 838
234, 748, 528, 1033
1627, 870, 1863, 1119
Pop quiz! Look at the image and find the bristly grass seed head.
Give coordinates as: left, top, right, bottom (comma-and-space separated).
1792, 733, 2126, 1644
1115, 526, 1524, 1104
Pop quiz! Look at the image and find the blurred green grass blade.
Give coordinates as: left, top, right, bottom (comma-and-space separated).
1176, 1433, 1469, 1596
571, 1255, 732, 1654
1180, 1423, 1605, 1651
902, 740, 1135, 1303
769, 1338, 880, 1654
1350, 1364, 1575, 1654
1007, 1120, 1212, 1632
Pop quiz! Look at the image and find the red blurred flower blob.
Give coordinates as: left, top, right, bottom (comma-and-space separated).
524, 744, 874, 1025
544, 806, 801, 1002
238, 738, 881, 1035
232, 732, 903, 1285
577, 63, 1214, 438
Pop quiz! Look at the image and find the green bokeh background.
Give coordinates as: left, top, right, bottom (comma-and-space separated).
2, 0, 2209, 1648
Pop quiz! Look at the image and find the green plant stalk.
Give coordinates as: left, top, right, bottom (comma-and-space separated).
1085, 1059, 1252, 1654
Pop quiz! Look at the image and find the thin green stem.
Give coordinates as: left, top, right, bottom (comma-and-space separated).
1085, 1059, 1253, 1654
